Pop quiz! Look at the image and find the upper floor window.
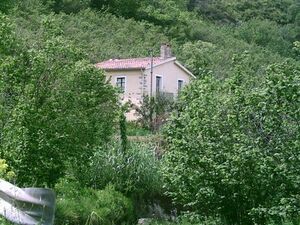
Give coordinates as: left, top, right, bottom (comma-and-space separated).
178, 79, 184, 93
116, 77, 126, 93
156, 76, 162, 94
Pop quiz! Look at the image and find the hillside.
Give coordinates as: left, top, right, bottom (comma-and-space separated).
1, 1, 300, 225
6, 0, 300, 78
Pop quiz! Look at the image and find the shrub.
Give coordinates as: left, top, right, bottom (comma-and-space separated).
163, 59, 300, 224
136, 94, 175, 132
126, 122, 152, 136
89, 142, 162, 198
0, 159, 15, 180
0, 218, 14, 225
0, 16, 118, 186
55, 180, 134, 225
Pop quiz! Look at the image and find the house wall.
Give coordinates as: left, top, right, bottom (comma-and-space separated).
105, 69, 144, 120
144, 60, 192, 97
104, 60, 193, 120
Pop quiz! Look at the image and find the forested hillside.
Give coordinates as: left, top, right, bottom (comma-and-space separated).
5, 0, 300, 77
0, 1, 299, 225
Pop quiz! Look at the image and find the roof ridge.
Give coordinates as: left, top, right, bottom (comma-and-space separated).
95, 56, 172, 70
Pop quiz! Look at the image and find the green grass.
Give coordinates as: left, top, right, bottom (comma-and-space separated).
0, 218, 14, 225
126, 122, 152, 136
148, 218, 300, 225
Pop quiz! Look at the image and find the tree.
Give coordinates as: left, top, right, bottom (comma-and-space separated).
0, 0, 14, 13
136, 94, 174, 132
90, 0, 140, 18
0, 16, 118, 186
163, 54, 300, 224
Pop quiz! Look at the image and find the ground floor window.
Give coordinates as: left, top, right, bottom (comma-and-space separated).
178, 79, 184, 93
116, 77, 126, 92
156, 76, 162, 93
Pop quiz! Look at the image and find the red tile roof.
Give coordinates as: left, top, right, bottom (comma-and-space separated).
95, 57, 166, 70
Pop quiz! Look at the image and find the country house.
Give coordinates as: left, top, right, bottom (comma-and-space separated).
96, 44, 195, 120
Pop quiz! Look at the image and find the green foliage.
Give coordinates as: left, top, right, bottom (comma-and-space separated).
0, 159, 15, 180
188, 0, 236, 24
55, 180, 134, 225
119, 110, 128, 154
90, 0, 140, 18
294, 41, 300, 59
13, 9, 168, 63
176, 40, 216, 75
126, 122, 152, 136
0, 13, 16, 55
1, 1, 300, 224
0, 0, 15, 13
231, 0, 297, 24
149, 218, 300, 225
12, 0, 297, 80
136, 94, 174, 131
149, 218, 220, 225
0, 16, 118, 186
163, 58, 300, 224
189, 0, 298, 25
51, 0, 90, 14
136, 96, 155, 131
89, 142, 162, 198
58, 10, 167, 62
0, 218, 14, 225
234, 19, 295, 57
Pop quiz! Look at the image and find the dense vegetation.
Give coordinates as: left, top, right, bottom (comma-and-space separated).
164, 58, 300, 224
0, 0, 299, 224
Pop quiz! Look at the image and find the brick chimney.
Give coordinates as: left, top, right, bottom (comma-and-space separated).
160, 43, 172, 59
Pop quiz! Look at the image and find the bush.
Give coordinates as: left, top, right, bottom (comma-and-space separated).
0, 159, 15, 180
0, 218, 14, 225
163, 59, 300, 224
55, 180, 134, 225
0, 16, 118, 186
136, 94, 175, 132
89, 142, 162, 198
126, 122, 152, 136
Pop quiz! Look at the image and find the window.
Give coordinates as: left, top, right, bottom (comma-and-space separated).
156, 76, 162, 93
178, 79, 184, 93
116, 77, 126, 92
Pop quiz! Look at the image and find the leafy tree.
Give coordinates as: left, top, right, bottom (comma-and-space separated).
188, 0, 236, 24
163, 55, 300, 224
50, 0, 90, 14
0, 0, 14, 13
235, 19, 294, 57
136, 94, 174, 132
0, 16, 118, 186
90, 0, 140, 18
231, 0, 296, 24
176, 40, 216, 76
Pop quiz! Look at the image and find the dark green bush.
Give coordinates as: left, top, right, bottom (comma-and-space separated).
55, 180, 134, 225
0, 15, 118, 186
163, 59, 300, 224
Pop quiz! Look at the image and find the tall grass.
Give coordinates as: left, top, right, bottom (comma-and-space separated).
89, 141, 162, 198
55, 181, 134, 225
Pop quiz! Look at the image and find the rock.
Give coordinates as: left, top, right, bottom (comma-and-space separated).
138, 218, 152, 225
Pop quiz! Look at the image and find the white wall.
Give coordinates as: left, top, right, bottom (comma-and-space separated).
144, 60, 192, 97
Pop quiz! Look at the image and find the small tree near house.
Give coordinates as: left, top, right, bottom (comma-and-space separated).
135, 93, 175, 132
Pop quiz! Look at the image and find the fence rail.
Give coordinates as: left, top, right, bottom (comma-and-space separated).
0, 179, 55, 225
